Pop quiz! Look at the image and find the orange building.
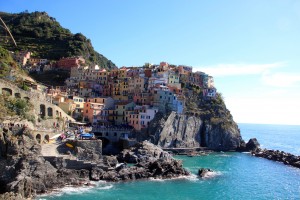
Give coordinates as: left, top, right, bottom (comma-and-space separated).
57, 56, 85, 70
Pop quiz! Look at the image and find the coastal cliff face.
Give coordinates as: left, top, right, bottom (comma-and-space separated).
147, 92, 244, 151
0, 127, 189, 199
0, 128, 91, 198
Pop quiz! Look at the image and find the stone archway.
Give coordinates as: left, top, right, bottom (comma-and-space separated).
36, 134, 41, 144
40, 104, 46, 118
44, 135, 50, 143
2, 88, 12, 96
15, 93, 21, 98
47, 107, 53, 117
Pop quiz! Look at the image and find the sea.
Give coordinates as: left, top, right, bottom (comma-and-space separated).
38, 123, 300, 200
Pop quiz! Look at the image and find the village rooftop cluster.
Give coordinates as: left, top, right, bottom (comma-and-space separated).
13, 52, 216, 141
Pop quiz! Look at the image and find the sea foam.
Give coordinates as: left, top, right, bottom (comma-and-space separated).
37, 181, 113, 198
200, 171, 222, 179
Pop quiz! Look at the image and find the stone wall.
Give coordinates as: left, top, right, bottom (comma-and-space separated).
0, 78, 75, 122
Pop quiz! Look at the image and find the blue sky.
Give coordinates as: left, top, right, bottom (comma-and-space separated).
1, 0, 300, 125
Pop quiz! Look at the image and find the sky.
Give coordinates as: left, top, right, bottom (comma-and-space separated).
1, 0, 300, 125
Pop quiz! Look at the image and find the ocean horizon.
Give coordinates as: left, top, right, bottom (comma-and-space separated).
38, 123, 300, 200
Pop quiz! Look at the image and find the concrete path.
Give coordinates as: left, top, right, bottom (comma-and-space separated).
41, 142, 61, 157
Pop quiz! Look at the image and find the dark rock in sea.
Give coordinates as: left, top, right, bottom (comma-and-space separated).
97, 141, 190, 182
117, 141, 172, 164
251, 149, 300, 169
198, 168, 213, 178
246, 138, 260, 151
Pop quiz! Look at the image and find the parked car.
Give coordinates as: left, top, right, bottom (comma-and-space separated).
79, 133, 94, 140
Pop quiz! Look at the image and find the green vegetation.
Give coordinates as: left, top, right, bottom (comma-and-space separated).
30, 70, 70, 86
0, 11, 116, 69
0, 46, 17, 78
0, 46, 27, 78
183, 89, 234, 130
0, 95, 35, 122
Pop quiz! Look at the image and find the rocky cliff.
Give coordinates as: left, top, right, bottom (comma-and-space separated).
0, 126, 189, 199
146, 91, 244, 151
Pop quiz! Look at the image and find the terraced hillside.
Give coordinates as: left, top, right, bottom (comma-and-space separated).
0, 11, 116, 69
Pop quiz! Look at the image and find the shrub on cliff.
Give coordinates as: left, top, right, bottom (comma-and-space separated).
0, 95, 35, 122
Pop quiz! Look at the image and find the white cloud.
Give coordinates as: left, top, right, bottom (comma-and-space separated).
226, 96, 300, 125
262, 72, 300, 87
194, 62, 284, 77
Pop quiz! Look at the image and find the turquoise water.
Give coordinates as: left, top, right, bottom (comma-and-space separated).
39, 124, 300, 200
239, 123, 300, 155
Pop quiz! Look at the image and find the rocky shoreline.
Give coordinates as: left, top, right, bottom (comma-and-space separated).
2, 124, 299, 200
240, 138, 300, 169
251, 149, 300, 169
0, 126, 190, 199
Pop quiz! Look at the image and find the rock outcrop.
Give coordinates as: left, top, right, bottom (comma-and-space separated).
147, 112, 243, 151
0, 128, 91, 198
145, 91, 245, 151
75, 140, 102, 162
0, 127, 189, 198
252, 149, 300, 169
91, 141, 189, 182
198, 168, 214, 178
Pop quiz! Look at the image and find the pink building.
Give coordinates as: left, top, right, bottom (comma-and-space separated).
126, 105, 158, 131
83, 97, 114, 124
83, 102, 104, 123
14, 51, 31, 66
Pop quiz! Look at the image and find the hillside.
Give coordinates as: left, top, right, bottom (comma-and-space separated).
0, 11, 116, 69
0, 46, 27, 78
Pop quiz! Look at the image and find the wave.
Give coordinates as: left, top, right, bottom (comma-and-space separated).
37, 181, 113, 198
200, 171, 222, 179
98, 185, 113, 190
184, 173, 199, 181
149, 177, 165, 182
149, 174, 198, 182
215, 154, 232, 157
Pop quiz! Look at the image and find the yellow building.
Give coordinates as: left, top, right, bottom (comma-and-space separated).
58, 99, 76, 116
97, 69, 108, 85
118, 67, 128, 79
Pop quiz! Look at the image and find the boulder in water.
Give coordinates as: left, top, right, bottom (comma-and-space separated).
246, 138, 260, 152
198, 168, 213, 178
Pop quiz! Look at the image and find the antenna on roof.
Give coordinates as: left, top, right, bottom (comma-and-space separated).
0, 17, 17, 47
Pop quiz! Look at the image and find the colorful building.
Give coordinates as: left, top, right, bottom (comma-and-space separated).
126, 105, 158, 131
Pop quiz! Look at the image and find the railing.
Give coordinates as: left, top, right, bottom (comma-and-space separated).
92, 127, 133, 132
